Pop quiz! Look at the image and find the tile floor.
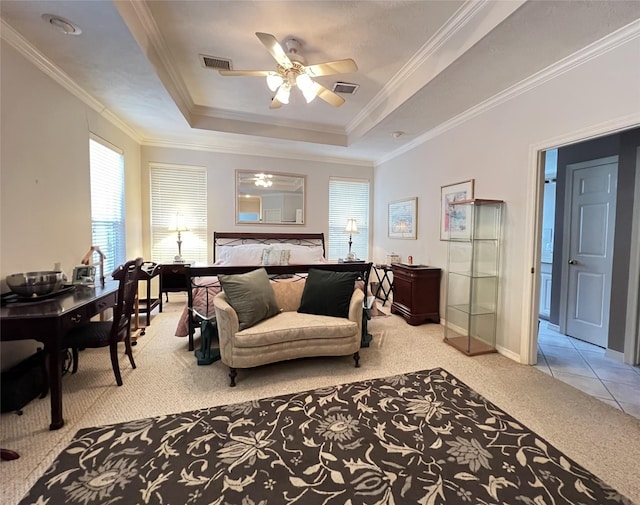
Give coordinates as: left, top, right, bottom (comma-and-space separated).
536, 321, 640, 420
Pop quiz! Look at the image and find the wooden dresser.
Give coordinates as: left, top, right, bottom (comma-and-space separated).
391, 264, 441, 325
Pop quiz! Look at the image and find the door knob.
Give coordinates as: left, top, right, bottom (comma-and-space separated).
568, 259, 578, 265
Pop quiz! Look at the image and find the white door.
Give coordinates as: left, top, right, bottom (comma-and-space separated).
564, 157, 618, 347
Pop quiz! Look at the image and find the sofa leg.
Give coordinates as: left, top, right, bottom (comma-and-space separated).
229, 367, 237, 387
353, 352, 360, 368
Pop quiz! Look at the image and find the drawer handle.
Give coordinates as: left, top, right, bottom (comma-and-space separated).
98, 302, 108, 309
70, 314, 83, 323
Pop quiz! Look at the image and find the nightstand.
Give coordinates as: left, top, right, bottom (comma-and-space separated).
158, 263, 190, 311
390, 264, 441, 325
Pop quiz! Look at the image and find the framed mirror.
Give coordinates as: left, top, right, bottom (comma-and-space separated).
236, 170, 306, 225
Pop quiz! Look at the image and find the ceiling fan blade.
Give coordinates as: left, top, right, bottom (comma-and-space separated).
314, 82, 346, 107
256, 32, 293, 69
270, 97, 283, 109
218, 70, 272, 77
305, 59, 358, 77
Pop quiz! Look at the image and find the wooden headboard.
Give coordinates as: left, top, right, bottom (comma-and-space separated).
213, 232, 325, 262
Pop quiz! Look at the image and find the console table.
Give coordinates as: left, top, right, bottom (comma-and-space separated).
391, 264, 441, 325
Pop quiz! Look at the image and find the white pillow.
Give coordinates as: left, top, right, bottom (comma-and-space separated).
271, 244, 325, 264
261, 248, 291, 266
215, 244, 266, 266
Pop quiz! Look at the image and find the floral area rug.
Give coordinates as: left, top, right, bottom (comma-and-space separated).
19, 368, 634, 505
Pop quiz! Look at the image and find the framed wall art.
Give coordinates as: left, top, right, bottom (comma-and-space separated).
388, 197, 417, 239
440, 179, 474, 240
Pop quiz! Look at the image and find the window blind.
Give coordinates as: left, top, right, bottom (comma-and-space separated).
328, 178, 370, 261
90, 136, 125, 275
150, 164, 208, 264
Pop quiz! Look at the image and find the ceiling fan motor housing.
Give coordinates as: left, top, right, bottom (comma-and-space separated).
284, 38, 306, 65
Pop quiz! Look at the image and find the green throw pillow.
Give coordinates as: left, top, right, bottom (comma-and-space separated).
298, 269, 359, 318
218, 268, 280, 330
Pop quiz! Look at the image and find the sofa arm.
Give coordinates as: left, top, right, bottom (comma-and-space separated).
348, 288, 365, 335
213, 292, 240, 365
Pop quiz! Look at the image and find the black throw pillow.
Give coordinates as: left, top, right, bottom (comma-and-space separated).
218, 268, 280, 330
298, 269, 359, 318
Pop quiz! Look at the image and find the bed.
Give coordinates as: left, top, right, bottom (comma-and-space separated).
174, 232, 376, 351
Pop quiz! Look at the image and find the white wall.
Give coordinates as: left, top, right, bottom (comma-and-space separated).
1, 41, 143, 279
373, 36, 640, 360
140, 147, 374, 262
1, 41, 143, 366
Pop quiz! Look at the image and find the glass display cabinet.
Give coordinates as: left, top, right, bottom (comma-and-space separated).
444, 199, 504, 355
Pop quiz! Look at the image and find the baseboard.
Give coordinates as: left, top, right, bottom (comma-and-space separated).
496, 345, 522, 363
546, 323, 560, 332
604, 348, 624, 363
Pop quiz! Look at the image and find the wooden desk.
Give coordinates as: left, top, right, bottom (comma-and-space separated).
0, 282, 118, 430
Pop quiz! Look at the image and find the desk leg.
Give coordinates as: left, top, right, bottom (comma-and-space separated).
146, 279, 152, 327
46, 344, 64, 430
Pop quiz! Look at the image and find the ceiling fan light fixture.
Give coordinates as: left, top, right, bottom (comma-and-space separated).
296, 73, 313, 91
275, 83, 291, 104
302, 83, 319, 103
266, 73, 284, 92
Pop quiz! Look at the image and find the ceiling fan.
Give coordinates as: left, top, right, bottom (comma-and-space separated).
218, 32, 358, 109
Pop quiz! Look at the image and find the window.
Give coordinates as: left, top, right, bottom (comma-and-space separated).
150, 164, 208, 263
328, 178, 370, 260
90, 135, 125, 275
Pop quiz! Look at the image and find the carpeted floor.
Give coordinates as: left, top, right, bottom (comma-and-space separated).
2, 295, 640, 504
17, 368, 634, 504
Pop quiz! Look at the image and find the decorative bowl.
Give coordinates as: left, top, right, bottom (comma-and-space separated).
6, 271, 67, 297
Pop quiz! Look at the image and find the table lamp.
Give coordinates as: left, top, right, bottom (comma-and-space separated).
345, 218, 358, 261
169, 213, 189, 262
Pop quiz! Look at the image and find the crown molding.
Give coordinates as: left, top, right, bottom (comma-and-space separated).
113, 0, 195, 121
348, 0, 526, 141
1, 19, 143, 143
192, 105, 345, 136
142, 138, 374, 167
375, 19, 640, 166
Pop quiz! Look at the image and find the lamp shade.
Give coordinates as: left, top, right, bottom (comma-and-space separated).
345, 218, 358, 234
169, 213, 189, 232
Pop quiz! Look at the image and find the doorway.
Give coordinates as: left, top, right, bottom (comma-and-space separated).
531, 127, 640, 366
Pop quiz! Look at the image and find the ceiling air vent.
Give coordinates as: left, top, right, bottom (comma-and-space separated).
332, 82, 359, 94
200, 54, 232, 71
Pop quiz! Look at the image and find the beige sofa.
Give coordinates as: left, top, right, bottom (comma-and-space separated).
214, 279, 364, 386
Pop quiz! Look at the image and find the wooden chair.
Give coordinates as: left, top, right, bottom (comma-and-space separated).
65, 257, 144, 386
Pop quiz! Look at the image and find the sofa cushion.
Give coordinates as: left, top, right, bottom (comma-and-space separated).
218, 268, 280, 330
234, 311, 358, 347
297, 269, 359, 318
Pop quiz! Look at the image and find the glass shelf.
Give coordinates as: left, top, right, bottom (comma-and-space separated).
444, 199, 504, 356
